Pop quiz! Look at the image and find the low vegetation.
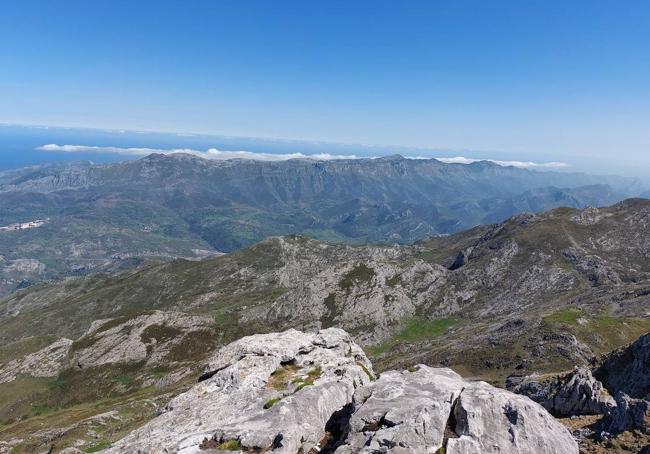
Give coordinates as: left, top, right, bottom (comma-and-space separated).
368, 317, 462, 355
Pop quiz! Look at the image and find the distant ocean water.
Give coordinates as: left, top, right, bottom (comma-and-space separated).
0, 124, 399, 170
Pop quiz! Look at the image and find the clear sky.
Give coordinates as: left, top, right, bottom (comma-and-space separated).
1, 1, 649, 175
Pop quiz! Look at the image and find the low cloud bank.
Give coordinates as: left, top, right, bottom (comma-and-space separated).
38, 144, 568, 168
37, 144, 359, 161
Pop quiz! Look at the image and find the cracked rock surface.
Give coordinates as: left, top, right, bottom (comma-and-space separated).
507, 367, 615, 417
105, 328, 374, 454
0, 337, 72, 383
336, 365, 578, 454
107, 330, 578, 454
335, 367, 463, 453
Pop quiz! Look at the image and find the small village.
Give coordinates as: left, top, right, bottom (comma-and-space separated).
0, 218, 49, 232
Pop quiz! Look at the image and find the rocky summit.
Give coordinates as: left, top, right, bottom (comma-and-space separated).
104, 328, 577, 454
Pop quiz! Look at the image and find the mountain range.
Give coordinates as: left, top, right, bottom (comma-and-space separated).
0, 193, 649, 451
0, 153, 646, 297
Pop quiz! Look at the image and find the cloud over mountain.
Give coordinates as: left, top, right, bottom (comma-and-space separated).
38, 144, 569, 168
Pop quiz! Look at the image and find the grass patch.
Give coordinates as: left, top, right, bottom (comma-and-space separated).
165, 329, 216, 362
386, 274, 402, 287
543, 308, 650, 354
71, 335, 100, 352
140, 323, 183, 344
367, 317, 462, 355
339, 264, 376, 291
112, 375, 131, 385
84, 441, 111, 453
292, 366, 323, 391
218, 439, 242, 450
267, 364, 301, 391
47, 378, 67, 390
543, 308, 583, 325
263, 397, 282, 409
0, 336, 56, 363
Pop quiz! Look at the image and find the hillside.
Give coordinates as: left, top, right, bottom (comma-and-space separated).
0, 153, 643, 297
0, 199, 649, 451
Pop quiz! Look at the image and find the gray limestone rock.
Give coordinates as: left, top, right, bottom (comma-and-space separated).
105, 328, 374, 454
595, 332, 650, 399
70, 311, 212, 369
0, 337, 72, 383
508, 367, 615, 417
336, 365, 578, 454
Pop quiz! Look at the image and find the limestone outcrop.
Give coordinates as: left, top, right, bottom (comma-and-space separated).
70, 311, 213, 369
507, 367, 615, 417
106, 329, 578, 454
595, 332, 650, 399
0, 337, 72, 383
337, 366, 578, 454
603, 392, 649, 435
105, 328, 374, 454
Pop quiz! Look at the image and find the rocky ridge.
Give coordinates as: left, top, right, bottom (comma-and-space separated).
0, 153, 642, 297
506, 367, 615, 417
2, 199, 649, 384
106, 328, 578, 454
595, 332, 650, 400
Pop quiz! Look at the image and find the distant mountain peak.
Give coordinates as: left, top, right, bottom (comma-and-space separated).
376, 154, 406, 161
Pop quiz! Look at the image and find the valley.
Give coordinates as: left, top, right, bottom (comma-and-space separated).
0, 153, 644, 298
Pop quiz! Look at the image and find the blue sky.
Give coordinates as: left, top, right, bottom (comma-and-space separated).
1, 1, 650, 175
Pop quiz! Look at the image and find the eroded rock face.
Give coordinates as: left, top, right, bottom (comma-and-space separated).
335, 367, 463, 453
449, 380, 577, 454
336, 365, 578, 454
595, 333, 650, 399
507, 367, 615, 417
603, 392, 650, 434
70, 311, 213, 369
0, 337, 72, 383
105, 328, 374, 454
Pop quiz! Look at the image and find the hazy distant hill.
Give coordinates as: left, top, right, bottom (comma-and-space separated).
0, 153, 644, 296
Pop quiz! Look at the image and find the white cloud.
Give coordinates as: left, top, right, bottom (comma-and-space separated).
37, 144, 360, 161
37, 144, 569, 168
433, 156, 568, 169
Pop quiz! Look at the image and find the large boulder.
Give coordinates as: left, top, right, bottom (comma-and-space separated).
507, 367, 615, 417
104, 328, 374, 454
106, 330, 578, 454
335, 365, 578, 454
448, 379, 578, 454
595, 333, 650, 399
334, 367, 463, 453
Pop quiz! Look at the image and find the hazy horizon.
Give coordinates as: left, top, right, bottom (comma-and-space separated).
2, 1, 650, 177
1, 123, 648, 181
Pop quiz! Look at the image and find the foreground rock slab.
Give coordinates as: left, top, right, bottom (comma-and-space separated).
335, 365, 578, 454
107, 329, 578, 454
105, 328, 374, 454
